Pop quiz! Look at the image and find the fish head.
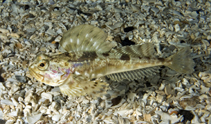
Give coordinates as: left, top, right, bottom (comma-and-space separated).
29, 53, 72, 86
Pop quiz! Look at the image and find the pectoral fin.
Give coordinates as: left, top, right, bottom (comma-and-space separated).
59, 78, 108, 98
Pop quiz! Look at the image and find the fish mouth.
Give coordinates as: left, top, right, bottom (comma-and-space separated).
29, 68, 44, 82
29, 68, 65, 86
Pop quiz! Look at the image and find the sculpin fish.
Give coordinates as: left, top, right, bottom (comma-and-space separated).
28, 24, 195, 97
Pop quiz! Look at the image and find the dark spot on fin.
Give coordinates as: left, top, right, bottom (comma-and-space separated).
71, 52, 98, 62
120, 54, 130, 60
102, 53, 109, 57
91, 78, 96, 81
158, 58, 166, 63
94, 82, 98, 87
80, 52, 97, 61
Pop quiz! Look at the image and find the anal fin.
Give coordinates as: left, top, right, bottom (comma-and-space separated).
106, 67, 160, 82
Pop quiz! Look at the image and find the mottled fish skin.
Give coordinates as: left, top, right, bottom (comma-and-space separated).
28, 24, 195, 97
29, 53, 73, 86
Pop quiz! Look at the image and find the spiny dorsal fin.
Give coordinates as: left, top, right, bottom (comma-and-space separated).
106, 67, 159, 82
60, 25, 116, 54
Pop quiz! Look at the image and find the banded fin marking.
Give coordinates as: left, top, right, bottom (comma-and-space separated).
107, 67, 159, 82
119, 43, 156, 58
108, 43, 157, 60
60, 25, 116, 55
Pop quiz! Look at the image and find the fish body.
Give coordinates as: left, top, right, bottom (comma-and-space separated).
29, 25, 195, 97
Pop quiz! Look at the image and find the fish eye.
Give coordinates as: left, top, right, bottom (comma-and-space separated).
38, 60, 49, 70
40, 63, 45, 67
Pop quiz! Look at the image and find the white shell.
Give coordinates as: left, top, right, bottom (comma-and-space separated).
0, 0, 210, 123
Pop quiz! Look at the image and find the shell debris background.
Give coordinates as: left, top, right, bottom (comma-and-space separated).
0, 0, 211, 124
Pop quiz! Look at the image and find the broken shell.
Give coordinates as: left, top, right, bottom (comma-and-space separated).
0, 1, 210, 123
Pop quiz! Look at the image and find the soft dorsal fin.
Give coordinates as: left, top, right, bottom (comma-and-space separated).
59, 25, 116, 54
106, 67, 159, 82
118, 43, 156, 58
107, 43, 157, 59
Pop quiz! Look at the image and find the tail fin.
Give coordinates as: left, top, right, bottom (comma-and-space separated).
166, 47, 195, 74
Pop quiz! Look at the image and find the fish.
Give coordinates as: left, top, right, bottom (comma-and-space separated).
28, 24, 195, 97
